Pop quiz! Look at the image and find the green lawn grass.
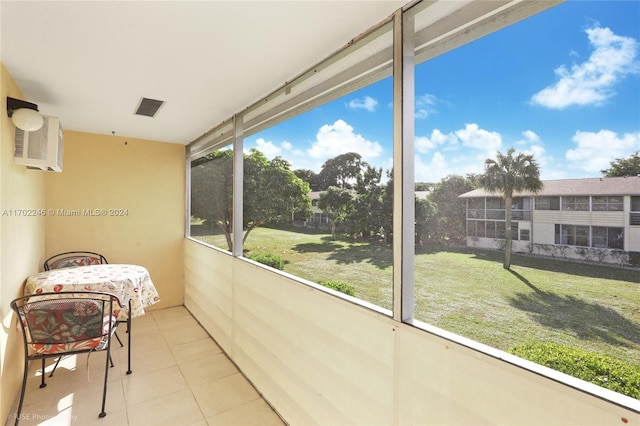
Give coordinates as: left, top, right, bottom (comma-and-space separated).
193, 225, 640, 368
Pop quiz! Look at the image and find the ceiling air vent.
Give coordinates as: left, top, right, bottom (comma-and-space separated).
135, 97, 164, 117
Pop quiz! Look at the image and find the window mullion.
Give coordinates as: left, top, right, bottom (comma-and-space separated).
393, 9, 415, 323
233, 114, 244, 257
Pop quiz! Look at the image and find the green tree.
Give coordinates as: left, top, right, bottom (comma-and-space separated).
244, 150, 311, 245
601, 151, 640, 177
317, 152, 365, 190
294, 168, 320, 191
318, 186, 354, 240
428, 175, 477, 245
347, 165, 384, 239
415, 182, 433, 191
415, 197, 437, 245
480, 147, 543, 269
191, 149, 311, 251
191, 149, 234, 249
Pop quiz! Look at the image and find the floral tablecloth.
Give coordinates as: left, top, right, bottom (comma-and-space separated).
25, 264, 160, 319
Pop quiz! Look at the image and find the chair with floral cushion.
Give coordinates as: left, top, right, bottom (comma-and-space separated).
43, 251, 108, 271
10, 291, 123, 426
43, 251, 130, 366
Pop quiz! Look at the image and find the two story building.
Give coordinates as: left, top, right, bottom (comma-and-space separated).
460, 176, 640, 266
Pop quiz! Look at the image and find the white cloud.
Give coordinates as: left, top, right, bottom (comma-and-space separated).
415, 124, 502, 157
531, 25, 639, 109
250, 138, 298, 160
307, 119, 384, 161
515, 130, 549, 166
346, 96, 378, 112
415, 93, 439, 119
521, 130, 541, 144
253, 138, 281, 158
413, 123, 505, 182
455, 123, 502, 152
415, 152, 448, 182
566, 130, 640, 172
415, 129, 457, 153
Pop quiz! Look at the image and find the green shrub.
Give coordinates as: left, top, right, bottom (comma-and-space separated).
247, 252, 284, 270
509, 342, 640, 399
319, 280, 355, 296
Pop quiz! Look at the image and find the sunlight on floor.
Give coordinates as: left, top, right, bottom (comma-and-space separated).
9, 306, 285, 426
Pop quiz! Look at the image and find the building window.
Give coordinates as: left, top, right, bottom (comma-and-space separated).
467, 220, 486, 237
467, 198, 485, 219
535, 196, 560, 210
631, 196, 640, 225
555, 224, 589, 246
592, 226, 624, 249
520, 229, 530, 241
592, 196, 623, 211
483, 221, 508, 239
486, 197, 505, 220
562, 196, 589, 211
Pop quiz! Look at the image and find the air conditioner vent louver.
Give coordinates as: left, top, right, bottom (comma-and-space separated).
15, 130, 25, 157
135, 97, 164, 117
27, 118, 49, 160
14, 115, 63, 172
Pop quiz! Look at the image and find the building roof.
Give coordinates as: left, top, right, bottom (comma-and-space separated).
459, 176, 640, 198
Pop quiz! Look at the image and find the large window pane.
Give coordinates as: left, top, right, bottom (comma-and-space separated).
234, 21, 394, 312
190, 145, 233, 251
410, 0, 640, 401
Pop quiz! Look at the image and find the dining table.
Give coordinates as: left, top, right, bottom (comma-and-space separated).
24, 263, 160, 374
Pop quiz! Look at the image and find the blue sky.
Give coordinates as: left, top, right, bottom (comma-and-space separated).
246, 1, 640, 183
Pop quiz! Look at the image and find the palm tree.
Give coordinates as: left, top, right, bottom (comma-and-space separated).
480, 147, 543, 269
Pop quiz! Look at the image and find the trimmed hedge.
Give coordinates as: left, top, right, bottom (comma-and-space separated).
247, 252, 284, 270
319, 280, 356, 296
509, 342, 640, 399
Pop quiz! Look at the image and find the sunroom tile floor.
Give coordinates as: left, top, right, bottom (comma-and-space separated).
11, 306, 286, 426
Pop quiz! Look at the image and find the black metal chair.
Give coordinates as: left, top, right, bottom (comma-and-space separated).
42, 251, 133, 374
10, 291, 124, 425
43, 251, 108, 271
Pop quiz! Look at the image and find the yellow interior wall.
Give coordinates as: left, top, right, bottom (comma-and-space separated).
0, 63, 47, 424
44, 131, 185, 310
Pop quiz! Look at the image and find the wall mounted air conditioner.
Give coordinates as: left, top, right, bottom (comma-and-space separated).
14, 115, 64, 172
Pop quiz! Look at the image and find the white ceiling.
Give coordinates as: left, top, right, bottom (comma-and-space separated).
1, 1, 408, 145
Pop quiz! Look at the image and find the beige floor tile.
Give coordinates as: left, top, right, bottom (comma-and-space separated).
179, 352, 238, 387
155, 312, 199, 331
129, 312, 157, 332
161, 324, 210, 347
122, 365, 188, 406
170, 336, 223, 365
206, 398, 286, 426
8, 306, 285, 426
127, 388, 205, 426
122, 344, 177, 376
150, 306, 191, 321
190, 372, 261, 418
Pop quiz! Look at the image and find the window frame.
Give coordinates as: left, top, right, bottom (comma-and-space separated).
184, 0, 636, 410
535, 196, 560, 211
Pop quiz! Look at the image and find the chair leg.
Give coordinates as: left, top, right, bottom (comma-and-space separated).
114, 331, 124, 348
39, 359, 47, 388
126, 301, 132, 375
14, 359, 29, 426
99, 342, 112, 418
49, 356, 63, 377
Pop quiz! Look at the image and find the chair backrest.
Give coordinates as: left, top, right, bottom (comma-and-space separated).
11, 291, 120, 355
44, 251, 108, 271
